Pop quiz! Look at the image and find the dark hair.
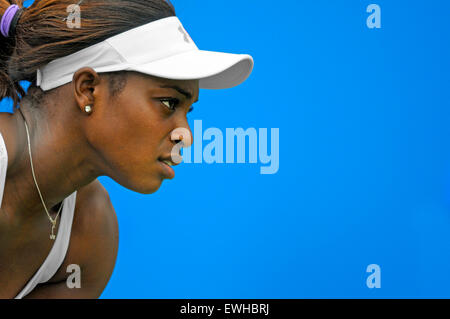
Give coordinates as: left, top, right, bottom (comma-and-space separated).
0, 0, 176, 110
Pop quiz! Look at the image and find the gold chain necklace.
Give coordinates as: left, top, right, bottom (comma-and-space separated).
23, 117, 63, 240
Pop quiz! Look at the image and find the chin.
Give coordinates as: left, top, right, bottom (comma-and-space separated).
116, 174, 164, 194
135, 179, 164, 194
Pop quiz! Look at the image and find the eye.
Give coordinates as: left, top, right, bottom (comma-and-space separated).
160, 98, 180, 111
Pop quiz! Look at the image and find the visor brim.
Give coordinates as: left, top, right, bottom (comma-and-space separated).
132, 50, 254, 89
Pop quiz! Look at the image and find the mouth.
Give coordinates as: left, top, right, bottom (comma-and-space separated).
158, 156, 179, 179
160, 159, 175, 167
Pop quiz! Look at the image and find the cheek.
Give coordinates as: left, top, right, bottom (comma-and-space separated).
107, 125, 168, 194
87, 98, 172, 185
111, 114, 167, 165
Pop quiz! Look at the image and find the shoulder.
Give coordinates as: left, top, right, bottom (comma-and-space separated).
58, 179, 119, 297
70, 179, 119, 291
72, 179, 118, 243
70, 179, 119, 254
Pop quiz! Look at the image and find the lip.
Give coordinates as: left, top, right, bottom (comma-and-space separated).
158, 153, 182, 179
158, 159, 175, 179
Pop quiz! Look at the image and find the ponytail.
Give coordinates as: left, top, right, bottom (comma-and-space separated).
0, 0, 26, 110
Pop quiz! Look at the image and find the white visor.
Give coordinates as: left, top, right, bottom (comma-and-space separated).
36, 16, 254, 91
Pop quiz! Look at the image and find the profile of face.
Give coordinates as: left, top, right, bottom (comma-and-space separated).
73, 69, 199, 194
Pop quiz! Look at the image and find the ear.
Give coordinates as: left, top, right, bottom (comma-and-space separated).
72, 67, 102, 114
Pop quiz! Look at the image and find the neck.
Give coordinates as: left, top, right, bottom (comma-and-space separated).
1, 103, 100, 223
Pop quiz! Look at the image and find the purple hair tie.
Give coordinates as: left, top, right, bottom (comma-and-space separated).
1, 4, 20, 37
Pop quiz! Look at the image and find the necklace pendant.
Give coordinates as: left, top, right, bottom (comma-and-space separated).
50, 224, 56, 240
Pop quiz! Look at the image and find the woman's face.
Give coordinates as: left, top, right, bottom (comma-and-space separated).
84, 71, 199, 194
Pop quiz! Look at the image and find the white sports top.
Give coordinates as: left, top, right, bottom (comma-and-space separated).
0, 132, 77, 299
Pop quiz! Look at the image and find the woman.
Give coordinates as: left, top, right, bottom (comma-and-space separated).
0, 0, 253, 298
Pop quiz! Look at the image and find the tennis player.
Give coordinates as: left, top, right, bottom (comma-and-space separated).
0, 0, 253, 298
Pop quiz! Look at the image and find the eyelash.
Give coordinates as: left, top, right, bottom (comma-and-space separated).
160, 98, 194, 114
160, 98, 180, 111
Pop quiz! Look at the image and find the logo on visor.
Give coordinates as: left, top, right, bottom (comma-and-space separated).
178, 26, 191, 43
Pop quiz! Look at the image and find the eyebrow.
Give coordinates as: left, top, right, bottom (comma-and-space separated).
159, 85, 199, 103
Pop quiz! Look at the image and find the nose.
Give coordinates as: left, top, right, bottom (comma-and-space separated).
171, 126, 193, 148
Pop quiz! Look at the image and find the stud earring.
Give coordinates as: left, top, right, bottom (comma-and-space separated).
84, 105, 92, 114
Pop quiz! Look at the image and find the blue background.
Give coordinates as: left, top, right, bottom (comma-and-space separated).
2, 0, 449, 298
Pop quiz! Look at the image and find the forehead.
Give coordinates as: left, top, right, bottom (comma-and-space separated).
128, 71, 199, 97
